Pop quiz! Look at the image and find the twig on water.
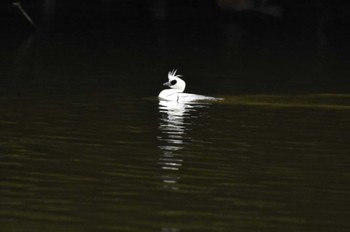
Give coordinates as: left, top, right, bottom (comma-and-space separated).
13, 1, 37, 28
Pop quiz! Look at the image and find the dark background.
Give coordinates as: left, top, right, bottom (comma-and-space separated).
2, 0, 350, 26
1, 0, 350, 94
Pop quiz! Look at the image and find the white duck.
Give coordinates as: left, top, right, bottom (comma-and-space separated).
158, 70, 220, 102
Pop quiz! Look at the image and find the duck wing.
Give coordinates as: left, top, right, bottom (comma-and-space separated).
177, 93, 221, 102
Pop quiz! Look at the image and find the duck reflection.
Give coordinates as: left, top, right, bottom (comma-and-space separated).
157, 100, 209, 191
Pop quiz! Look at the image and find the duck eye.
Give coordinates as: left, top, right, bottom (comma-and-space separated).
170, 80, 177, 85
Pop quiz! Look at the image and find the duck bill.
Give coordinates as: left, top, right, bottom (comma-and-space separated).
163, 81, 170, 86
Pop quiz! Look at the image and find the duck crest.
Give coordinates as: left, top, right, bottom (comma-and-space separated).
168, 69, 182, 80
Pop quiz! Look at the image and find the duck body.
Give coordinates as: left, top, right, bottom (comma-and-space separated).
158, 70, 221, 102
159, 90, 218, 102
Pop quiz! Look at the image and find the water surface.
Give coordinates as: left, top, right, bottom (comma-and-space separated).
1, 19, 350, 232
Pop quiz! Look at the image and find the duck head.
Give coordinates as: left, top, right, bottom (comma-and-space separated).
163, 69, 186, 93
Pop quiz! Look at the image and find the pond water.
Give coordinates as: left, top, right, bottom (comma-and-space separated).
0, 18, 350, 232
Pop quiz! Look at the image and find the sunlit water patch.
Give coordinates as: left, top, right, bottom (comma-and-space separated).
220, 94, 350, 109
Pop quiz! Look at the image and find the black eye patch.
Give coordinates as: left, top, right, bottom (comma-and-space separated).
170, 80, 177, 85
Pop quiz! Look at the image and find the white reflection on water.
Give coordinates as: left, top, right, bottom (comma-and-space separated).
157, 100, 210, 191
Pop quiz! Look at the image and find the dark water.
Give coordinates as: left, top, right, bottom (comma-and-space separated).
1, 16, 350, 232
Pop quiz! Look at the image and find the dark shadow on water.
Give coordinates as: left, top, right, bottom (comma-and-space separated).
1, 7, 349, 95
0, 2, 350, 231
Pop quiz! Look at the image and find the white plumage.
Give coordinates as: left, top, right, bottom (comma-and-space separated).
158, 70, 220, 102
